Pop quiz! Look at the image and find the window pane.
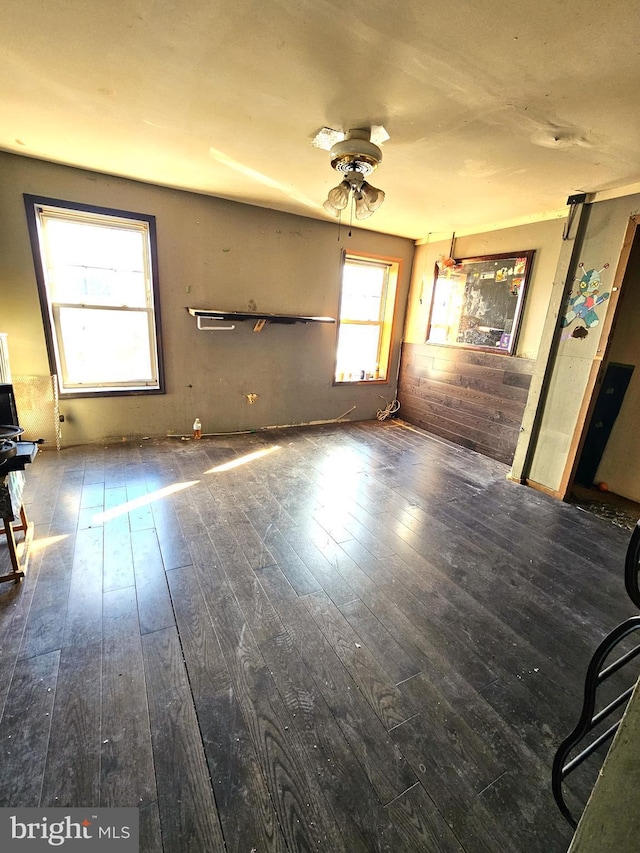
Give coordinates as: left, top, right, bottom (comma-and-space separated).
341, 263, 385, 321
50, 266, 148, 307
45, 219, 145, 272
57, 307, 155, 385
44, 219, 148, 307
335, 324, 381, 379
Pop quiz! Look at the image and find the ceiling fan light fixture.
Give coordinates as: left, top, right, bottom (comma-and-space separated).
323, 198, 341, 217
354, 193, 375, 220
317, 127, 389, 224
327, 180, 351, 210
360, 181, 385, 211
329, 137, 383, 174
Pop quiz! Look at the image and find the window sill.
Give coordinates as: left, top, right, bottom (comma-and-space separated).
333, 378, 389, 386
58, 387, 165, 399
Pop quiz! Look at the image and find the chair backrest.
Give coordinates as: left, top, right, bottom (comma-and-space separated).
624, 520, 640, 609
552, 615, 640, 828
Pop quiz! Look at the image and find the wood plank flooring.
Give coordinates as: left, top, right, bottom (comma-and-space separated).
0, 420, 636, 852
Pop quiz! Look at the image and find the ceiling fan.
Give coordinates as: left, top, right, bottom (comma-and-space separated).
312, 125, 390, 220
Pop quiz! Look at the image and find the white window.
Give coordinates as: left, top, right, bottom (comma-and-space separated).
334, 253, 399, 383
25, 197, 163, 397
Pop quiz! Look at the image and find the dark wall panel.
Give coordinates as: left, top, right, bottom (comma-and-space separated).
397, 343, 535, 465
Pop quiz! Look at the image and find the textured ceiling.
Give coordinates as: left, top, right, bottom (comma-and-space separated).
3, 0, 640, 239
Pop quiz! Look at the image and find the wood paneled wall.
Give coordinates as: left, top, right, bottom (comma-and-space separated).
397, 342, 535, 465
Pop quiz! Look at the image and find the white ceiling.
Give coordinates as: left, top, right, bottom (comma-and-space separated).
3, 1, 640, 240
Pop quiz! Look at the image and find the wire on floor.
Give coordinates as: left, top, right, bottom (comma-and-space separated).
376, 396, 400, 421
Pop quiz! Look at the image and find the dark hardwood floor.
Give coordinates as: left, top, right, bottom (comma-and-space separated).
0, 420, 636, 852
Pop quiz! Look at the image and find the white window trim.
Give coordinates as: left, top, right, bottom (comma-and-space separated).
334, 252, 400, 384
25, 196, 164, 398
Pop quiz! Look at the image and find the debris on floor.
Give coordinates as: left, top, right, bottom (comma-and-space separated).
568, 486, 640, 531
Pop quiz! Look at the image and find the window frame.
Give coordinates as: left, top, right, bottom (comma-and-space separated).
333, 251, 400, 385
24, 195, 165, 398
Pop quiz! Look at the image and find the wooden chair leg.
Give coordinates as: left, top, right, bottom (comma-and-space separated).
0, 510, 28, 584
14, 504, 29, 533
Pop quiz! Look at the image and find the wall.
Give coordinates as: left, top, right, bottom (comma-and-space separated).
0, 152, 414, 445
398, 343, 535, 464
528, 195, 640, 493
593, 232, 640, 501
398, 218, 564, 463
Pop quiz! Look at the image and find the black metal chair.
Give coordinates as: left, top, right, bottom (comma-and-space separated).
624, 519, 640, 609
552, 615, 640, 827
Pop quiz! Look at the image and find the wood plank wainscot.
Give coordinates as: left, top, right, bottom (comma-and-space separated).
397, 342, 535, 465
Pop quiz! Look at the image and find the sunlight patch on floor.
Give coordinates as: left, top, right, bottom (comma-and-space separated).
27, 533, 70, 553
92, 480, 200, 523
206, 445, 280, 473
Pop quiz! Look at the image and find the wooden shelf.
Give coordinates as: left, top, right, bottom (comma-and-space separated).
188, 308, 335, 332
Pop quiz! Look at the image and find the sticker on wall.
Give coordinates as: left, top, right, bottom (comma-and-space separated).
561, 262, 610, 333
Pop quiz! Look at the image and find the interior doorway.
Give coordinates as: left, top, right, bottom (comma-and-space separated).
566, 216, 640, 522
574, 362, 634, 488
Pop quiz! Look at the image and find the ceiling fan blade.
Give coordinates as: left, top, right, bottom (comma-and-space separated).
311, 126, 345, 150
370, 125, 390, 146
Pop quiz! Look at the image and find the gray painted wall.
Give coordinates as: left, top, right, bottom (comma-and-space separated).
0, 152, 414, 445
